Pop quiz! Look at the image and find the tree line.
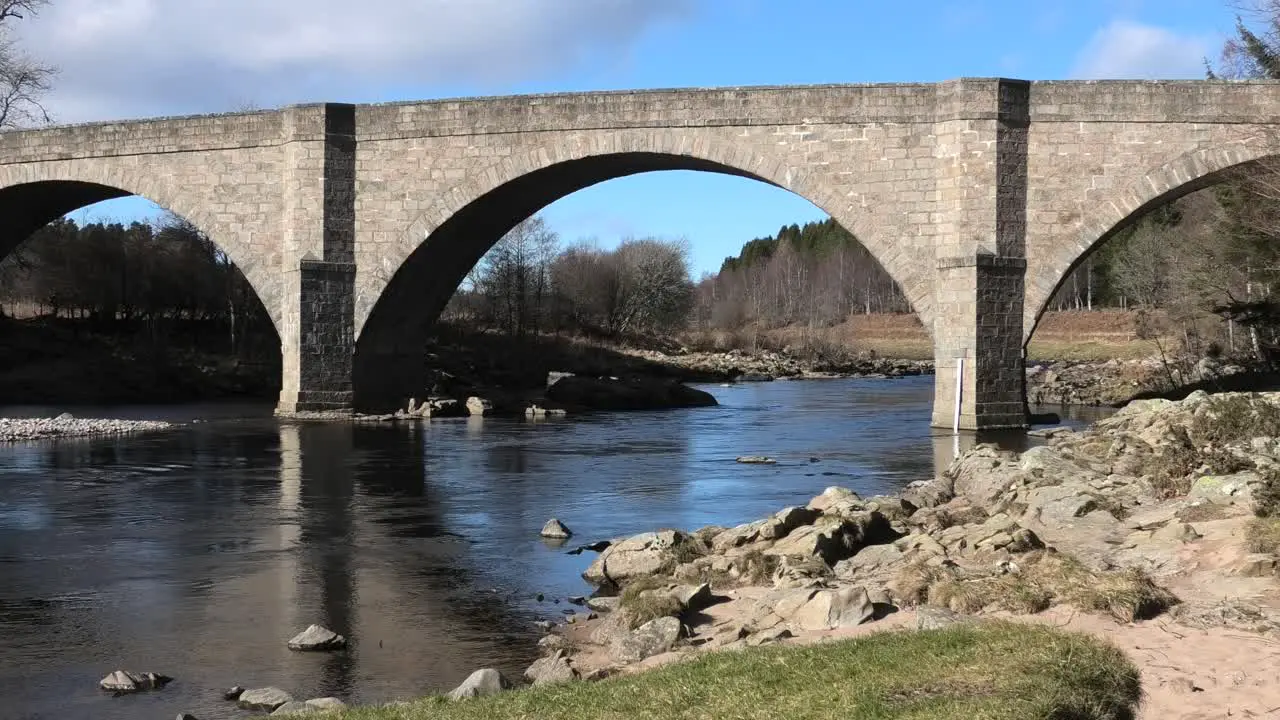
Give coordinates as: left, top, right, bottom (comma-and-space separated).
689, 218, 911, 333
443, 215, 696, 338
1039, 4, 1280, 361
0, 214, 276, 358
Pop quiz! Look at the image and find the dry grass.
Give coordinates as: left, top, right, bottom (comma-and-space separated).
679, 549, 780, 590
899, 551, 1178, 623
1246, 517, 1280, 555
617, 577, 685, 630
339, 622, 1141, 720
1176, 502, 1234, 523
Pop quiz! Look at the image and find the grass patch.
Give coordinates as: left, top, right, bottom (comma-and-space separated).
1246, 517, 1280, 554
338, 622, 1140, 720
902, 551, 1178, 623
618, 578, 685, 630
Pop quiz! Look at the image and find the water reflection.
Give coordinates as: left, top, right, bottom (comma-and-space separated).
0, 377, 1110, 719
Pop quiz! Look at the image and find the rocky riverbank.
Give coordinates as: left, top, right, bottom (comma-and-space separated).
624, 346, 933, 382
0, 415, 174, 442
499, 390, 1280, 719
1025, 355, 1280, 408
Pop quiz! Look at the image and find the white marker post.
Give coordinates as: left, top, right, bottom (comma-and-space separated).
952, 356, 964, 434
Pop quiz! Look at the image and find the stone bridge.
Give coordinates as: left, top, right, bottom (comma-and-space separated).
1, 77, 1278, 429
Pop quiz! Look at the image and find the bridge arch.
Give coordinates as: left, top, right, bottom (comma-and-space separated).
0, 162, 281, 334
352, 132, 932, 409
1023, 141, 1275, 343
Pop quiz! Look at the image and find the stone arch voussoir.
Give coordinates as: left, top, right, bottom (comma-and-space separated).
1024, 140, 1276, 342
361, 129, 933, 339
0, 161, 281, 332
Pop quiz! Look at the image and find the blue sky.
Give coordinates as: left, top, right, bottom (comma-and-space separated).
46, 0, 1237, 276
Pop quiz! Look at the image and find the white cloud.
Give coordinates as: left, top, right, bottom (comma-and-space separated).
1072, 20, 1214, 80
14, 0, 693, 123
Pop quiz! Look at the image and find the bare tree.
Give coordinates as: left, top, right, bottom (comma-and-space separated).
0, 0, 53, 129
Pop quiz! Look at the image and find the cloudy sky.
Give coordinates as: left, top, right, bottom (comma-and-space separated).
22, 0, 1234, 275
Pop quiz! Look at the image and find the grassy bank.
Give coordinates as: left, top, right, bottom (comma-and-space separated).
340, 622, 1140, 720
682, 310, 1166, 362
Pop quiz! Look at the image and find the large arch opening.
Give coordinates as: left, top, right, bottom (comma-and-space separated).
354, 151, 927, 412
1024, 149, 1280, 408
0, 182, 281, 405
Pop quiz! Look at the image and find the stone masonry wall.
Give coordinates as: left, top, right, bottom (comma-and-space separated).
1022, 80, 1280, 338
4, 79, 1280, 423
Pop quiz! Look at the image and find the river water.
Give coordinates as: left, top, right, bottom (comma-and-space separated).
0, 377, 1099, 719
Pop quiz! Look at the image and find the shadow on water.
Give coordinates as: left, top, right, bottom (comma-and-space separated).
0, 376, 1113, 719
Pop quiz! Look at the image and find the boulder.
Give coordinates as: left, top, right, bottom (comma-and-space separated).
833, 543, 905, 579
946, 445, 1021, 506
1022, 485, 1108, 526
238, 687, 295, 712
711, 521, 766, 551
917, 607, 966, 630
757, 506, 820, 541
538, 634, 568, 652
465, 396, 493, 417
613, 616, 683, 664
807, 486, 862, 513
900, 478, 953, 509
546, 376, 718, 412
586, 596, 621, 613
1189, 472, 1260, 506
446, 669, 512, 700
764, 512, 895, 565
222, 686, 245, 701
789, 587, 874, 631
287, 624, 346, 651
770, 554, 832, 588
746, 627, 793, 646
547, 371, 574, 388
99, 670, 172, 693
672, 582, 714, 612
736, 456, 776, 464
301, 698, 346, 712
540, 518, 573, 539
524, 649, 579, 686
583, 530, 697, 585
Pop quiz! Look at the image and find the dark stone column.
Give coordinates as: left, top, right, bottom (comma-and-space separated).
277, 104, 358, 414
930, 79, 1029, 430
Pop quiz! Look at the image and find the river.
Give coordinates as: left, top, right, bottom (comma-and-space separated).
0, 376, 1101, 719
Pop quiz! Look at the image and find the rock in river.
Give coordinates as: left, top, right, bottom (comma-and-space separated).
237, 687, 294, 711
99, 670, 172, 693
541, 518, 573, 539
545, 376, 718, 412
287, 624, 346, 651
271, 697, 348, 715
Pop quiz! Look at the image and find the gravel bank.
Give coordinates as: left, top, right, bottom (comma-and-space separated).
0, 416, 174, 442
